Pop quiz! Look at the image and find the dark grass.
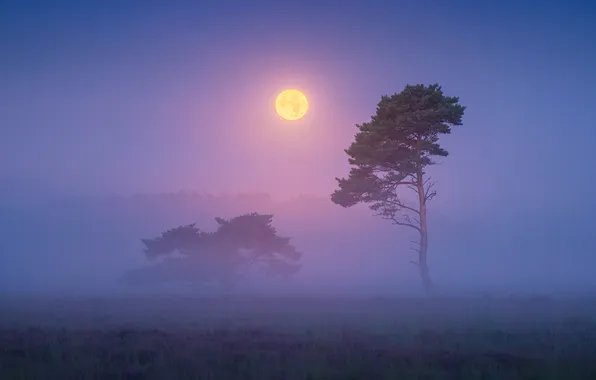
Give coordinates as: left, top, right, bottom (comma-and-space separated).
2, 296, 596, 379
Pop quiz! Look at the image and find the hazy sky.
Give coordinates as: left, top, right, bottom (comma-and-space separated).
2, 0, 595, 214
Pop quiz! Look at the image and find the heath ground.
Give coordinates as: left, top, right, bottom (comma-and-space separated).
2, 296, 596, 379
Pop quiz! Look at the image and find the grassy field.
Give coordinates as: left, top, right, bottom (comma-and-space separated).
2, 296, 596, 379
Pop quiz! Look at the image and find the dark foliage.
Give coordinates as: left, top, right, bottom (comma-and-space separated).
123, 213, 301, 289
331, 84, 465, 293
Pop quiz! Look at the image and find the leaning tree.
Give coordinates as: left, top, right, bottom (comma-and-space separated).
331, 84, 465, 294
122, 213, 302, 291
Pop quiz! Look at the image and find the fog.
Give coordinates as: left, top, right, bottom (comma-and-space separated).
2, 0, 596, 302
1, 189, 594, 299
4, 4, 596, 379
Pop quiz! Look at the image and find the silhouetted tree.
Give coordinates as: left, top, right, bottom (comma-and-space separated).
331, 84, 465, 294
123, 213, 301, 290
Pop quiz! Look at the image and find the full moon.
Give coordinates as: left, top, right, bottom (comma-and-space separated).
275, 89, 309, 121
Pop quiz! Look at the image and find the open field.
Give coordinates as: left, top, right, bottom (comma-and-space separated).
2, 296, 596, 379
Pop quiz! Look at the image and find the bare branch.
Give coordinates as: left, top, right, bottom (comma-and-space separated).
402, 213, 421, 228
424, 178, 437, 202
385, 216, 421, 233
386, 198, 419, 215
426, 191, 437, 202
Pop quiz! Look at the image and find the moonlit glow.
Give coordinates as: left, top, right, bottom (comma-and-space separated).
275, 89, 309, 121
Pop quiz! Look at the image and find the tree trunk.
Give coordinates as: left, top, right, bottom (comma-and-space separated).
416, 135, 435, 295
416, 196, 435, 295
417, 222, 435, 295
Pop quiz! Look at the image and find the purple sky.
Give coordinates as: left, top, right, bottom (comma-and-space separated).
1, 0, 595, 217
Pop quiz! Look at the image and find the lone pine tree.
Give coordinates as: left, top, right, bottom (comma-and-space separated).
331, 84, 465, 294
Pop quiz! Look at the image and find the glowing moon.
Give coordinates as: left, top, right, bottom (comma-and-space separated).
275, 89, 309, 121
